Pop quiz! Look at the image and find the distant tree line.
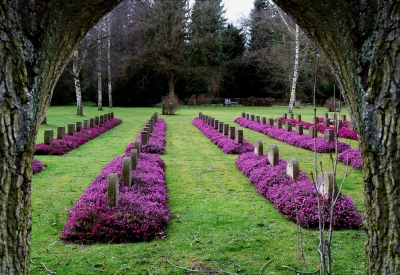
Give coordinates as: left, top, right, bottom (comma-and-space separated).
52, 0, 336, 107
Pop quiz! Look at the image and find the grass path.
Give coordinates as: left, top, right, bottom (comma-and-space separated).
31, 105, 365, 274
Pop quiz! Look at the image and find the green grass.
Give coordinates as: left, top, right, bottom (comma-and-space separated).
31, 105, 365, 274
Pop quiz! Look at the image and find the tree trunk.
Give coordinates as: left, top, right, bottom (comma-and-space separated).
168, 75, 175, 96
107, 14, 113, 108
72, 51, 84, 116
97, 24, 103, 111
288, 24, 299, 113
0, 1, 121, 273
272, 1, 400, 274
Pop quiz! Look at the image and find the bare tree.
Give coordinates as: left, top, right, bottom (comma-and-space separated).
71, 50, 87, 115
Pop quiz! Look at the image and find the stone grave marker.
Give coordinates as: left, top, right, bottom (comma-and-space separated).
296, 124, 304, 135
107, 173, 119, 207
256, 116, 260, 123
218, 122, 224, 132
254, 140, 263, 156
223, 124, 229, 136
285, 121, 292, 131
90, 118, 95, 128
241, 112, 245, 118
76, 121, 82, 132
287, 158, 300, 180
246, 114, 249, 120
111, 112, 114, 119
283, 113, 287, 119
57, 127, 65, 139
262, 117, 267, 124
250, 114, 255, 121
235, 129, 243, 143
134, 140, 141, 158
324, 129, 335, 142
323, 118, 331, 127
95, 117, 99, 126
296, 114, 301, 121
100, 115, 104, 124
68, 124, 75, 136
122, 157, 132, 187
214, 119, 219, 129
341, 114, 346, 121
277, 120, 283, 129
324, 112, 329, 118
44, 130, 54, 145
141, 131, 148, 145
83, 120, 89, 129
229, 126, 235, 139
309, 126, 317, 138
317, 172, 337, 198
131, 149, 138, 171
268, 144, 279, 166
268, 118, 274, 126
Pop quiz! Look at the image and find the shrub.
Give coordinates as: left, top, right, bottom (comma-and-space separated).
162, 93, 181, 115
338, 148, 362, 169
32, 158, 45, 174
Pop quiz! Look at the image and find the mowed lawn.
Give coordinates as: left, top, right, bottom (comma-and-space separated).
31, 104, 365, 274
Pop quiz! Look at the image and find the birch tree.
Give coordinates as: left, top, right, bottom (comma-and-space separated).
71, 50, 86, 116
107, 13, 113, 108
97, 22, 103, 110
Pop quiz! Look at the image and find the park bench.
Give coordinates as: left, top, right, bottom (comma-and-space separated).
224, 99, 238, 106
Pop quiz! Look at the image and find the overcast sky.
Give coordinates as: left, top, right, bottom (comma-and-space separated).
222, 0, 254, 25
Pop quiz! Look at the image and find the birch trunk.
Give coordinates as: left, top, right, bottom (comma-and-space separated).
0, 1, 120, 273
107, 14, 113, 108
72, 51, 84, 116
97, 24, 103, 111
273, 1, 400, 274
288, 24, 299, 113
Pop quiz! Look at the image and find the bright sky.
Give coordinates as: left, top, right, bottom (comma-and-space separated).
222, 0, 254, 25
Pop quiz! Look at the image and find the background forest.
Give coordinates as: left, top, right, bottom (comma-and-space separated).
53, 0, 336, 108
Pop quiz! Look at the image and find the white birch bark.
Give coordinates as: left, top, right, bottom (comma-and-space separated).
107, 14, 113, 108
72, 51, 84, 116
97, 24, 103, 110
288, 24, 299, 113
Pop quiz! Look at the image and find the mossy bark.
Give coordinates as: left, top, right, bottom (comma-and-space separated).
273, 0, 400, 274
0, 1, 120, 273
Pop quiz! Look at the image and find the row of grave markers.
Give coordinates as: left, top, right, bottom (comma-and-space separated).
107, 113, 158, 207
199, 112, 244, 143
242, 112, 337, 142
253, 139, 337, 198
43, 112, 115, 145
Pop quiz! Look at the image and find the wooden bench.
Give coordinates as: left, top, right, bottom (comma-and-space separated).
224, 99, 238, 106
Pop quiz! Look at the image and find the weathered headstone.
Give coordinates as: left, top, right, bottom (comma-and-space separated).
285, 121, 292, 131
131, 149, 138, 170
100, 115, 104, 124
246, 114, 250, 120
210, 118, 215, 126
218, 122, 224, 133
287, 158, 300, 180
254, 139, 263, 156
324, 129, 335, 142
122, 157, 132, 187
262, 117, 267, 124
90, 118, 95, 128
199, 112, 203, 118
295, 100, 301, 108
290, 113, 294, 119
268, 144, 279, 166
229, 126, 235, 139
250, 114, 255, 121
57, 127, 65, 139
107, 173, 119, 207
283, 113, 287, 119
44, 130, 54, 145
341, 114, 346, 121
104, 114, 108, 122
296, 124, 304, 135
313, 116, 319, 124
323, 118, 331, 127
268, 118, 274, 126
110, 112, 114, 119
235, 129, 243, 143
223, 124, 229, 136
332, 113, 337, 120
76, 121, 82, 132
95, 117, 99, 126
256, 116, 260, 123
317, 172, 337, 198
296, 114, 301, 121
83, 120, 89, 129
335, 120, 343, 129
141, 131, 148, 145
134, 140, 141, 158
214, 119, 219, 129
241, 112, 245, 118
277, 120, 283, 129
309, 126, 317, 138
68, 124, 75, 136
324, 112, 329, 118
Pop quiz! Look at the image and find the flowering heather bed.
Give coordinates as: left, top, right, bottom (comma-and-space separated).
32, 158, 45, 174
61, 119, 169, 244
276, 117, 358, 140
338, 148, 362, 170
192, 118, 254, 154
34, 118, 122, 155
236, 152, 363, 229
235, 117, 351, 153
130, 118, 166, 154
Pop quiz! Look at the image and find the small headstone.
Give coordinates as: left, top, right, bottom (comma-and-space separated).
83, 120, 89, 129
254, 140, 263, 156
341, 114, 346, 121
199, 112, 202, 118
76, 122, 82, 132
309, 126, 317, 138
296, 124, 304, 135
277, 120, 283, 129
241, 112, 245, 118
287, 158, 300, 180
68, 124, 75, 136
324, 129, 335, 142
262, 117, 267, 124
313, 116, 319, 124
332, 113, 337, 120
290, 113, 294, 119
268, 118, 274, 126
153, 112, 158, 119
235, 129, 243, 143
246, 114, 250, 120
95, 117, 99, 126
285, 121, 292, 131
336, 120, 343, 129
295, 100, 301, 108
57, 127, 65, 139
256, 116, 260, 123
324, 112, 329, 118
134, 140, 141, 158
44, 130, 54, 145
250, 114, 255, 121
210, 118, 215, 126
296, 114, 301, 122
104, 114, 108, 122
268, 144, 279, 166
223, 124, 229, 136
229, 126, 235, 139
323, 118, 331, 127
100, 115, 104, 124
130, 149, 138, 170
107, 173, 119, 207
214, 119, 219, 129
218, 122, 224, 133
141, 131, 148, 144
283, 113, 287, 119
111, 112, 114, 119
317, 172, 337, 198
90, 118, 95, 128
122, 157, 132, 187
